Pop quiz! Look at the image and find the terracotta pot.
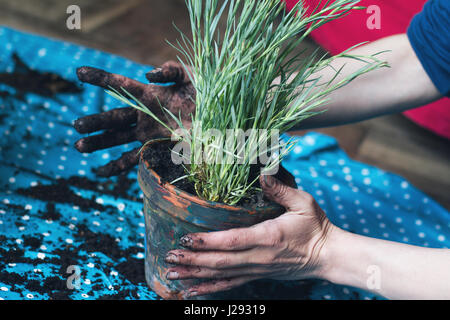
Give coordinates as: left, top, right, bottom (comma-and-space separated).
138, 139, 286, 299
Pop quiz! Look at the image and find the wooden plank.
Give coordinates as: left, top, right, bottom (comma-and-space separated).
81, 0, 145, 33
0, 0, 70, 22
0, 0, 144, 32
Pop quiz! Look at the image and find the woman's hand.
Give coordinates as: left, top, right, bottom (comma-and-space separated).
164, 174, 337, 298
73, 61, 195, 176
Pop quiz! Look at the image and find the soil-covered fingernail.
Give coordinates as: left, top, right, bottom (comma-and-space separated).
76, 66, 89, 80
164, 253, 179, 263
185, 290, 197, 298
166, 271, 179, 280
73, 118, 84, 132
179, 235, 193, 247
146, 68, 163, 81
74, 139, 85, 152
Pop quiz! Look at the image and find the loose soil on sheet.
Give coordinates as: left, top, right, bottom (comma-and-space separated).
17, 180, 109, 212
3, 174, 148, 300
16, 173, 139, 212
0, 52, 82, 100
0, 215, 147, 300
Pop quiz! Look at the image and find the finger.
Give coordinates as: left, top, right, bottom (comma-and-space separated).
77, 66, 146, 98
95, 147, 140, 177
184, 276, 259, 298
165, 249, 255, 269
73, 107, 137, 134
74, 127, 137, 153
146, 61, 190, 85
166, 265, 270, 281
260, 174, 310, 212
178, 224, 269, 251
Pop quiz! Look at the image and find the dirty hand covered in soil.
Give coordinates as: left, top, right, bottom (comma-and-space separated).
1, 27, 449, 301
73, 60, 195, 177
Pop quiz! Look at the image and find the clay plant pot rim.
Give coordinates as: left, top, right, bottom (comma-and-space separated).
140, 138, 282, 213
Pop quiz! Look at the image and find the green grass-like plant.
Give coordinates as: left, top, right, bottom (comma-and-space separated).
108, 0, 387, 205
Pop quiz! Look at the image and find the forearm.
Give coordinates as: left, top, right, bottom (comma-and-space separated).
292, 34, 442, 129
322, 226, 450, 300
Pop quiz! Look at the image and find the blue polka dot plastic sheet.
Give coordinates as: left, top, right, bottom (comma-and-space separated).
0, 26, 449, 300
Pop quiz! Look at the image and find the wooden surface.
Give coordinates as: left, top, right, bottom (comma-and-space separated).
0, 0, 449, 209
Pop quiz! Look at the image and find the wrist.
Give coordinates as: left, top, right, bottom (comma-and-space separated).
315, 224, 356, 284
319, 225, 377, 292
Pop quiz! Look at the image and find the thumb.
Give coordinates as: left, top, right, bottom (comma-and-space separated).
260, 174, 305, 212
146, 61, 190, 85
